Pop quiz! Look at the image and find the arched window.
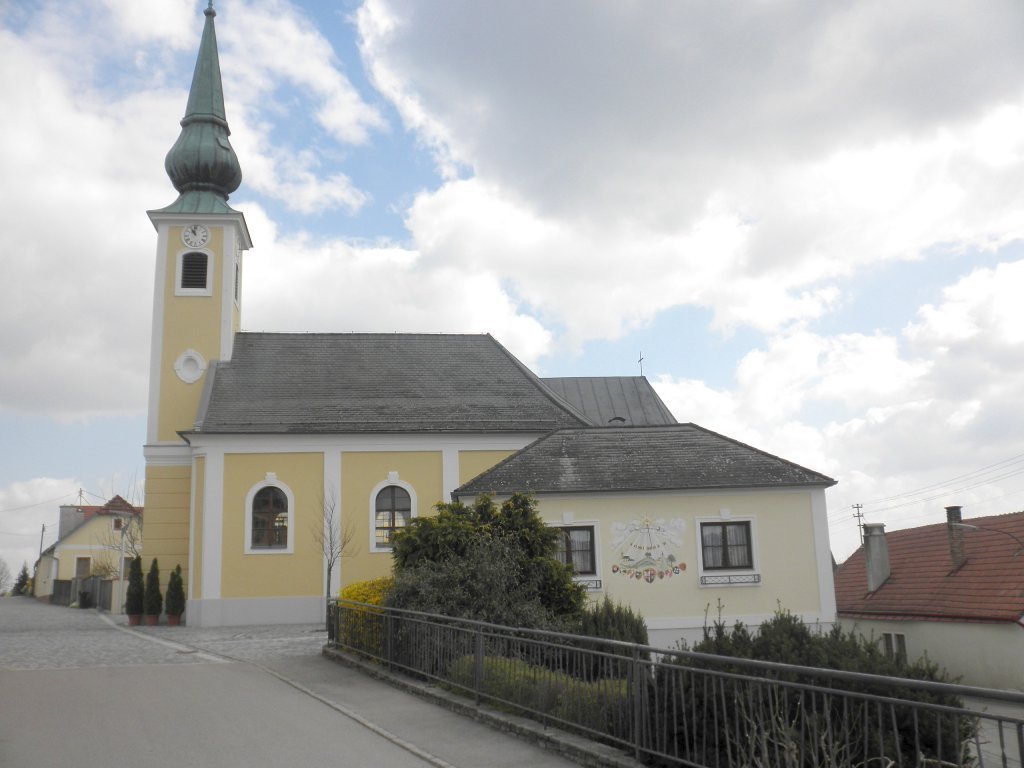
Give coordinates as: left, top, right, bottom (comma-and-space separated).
252, 486, 288, 549
374, 485, 411, 548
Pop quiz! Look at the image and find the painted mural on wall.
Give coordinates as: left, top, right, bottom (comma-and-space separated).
610, 517, 686, 583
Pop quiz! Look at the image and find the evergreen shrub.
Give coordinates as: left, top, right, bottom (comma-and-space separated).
144, 558, 162, 617
125, 556, 144, 615
447, 654, 629, 735
661, 607, 973, 767
165, 564, 185, 617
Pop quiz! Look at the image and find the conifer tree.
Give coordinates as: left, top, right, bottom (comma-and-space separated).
144, 558, 162, 617
13, 562, 30, 596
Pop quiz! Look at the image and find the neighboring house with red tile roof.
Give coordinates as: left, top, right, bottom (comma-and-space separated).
34, 496, 142, 613
834, 506, 1024, 690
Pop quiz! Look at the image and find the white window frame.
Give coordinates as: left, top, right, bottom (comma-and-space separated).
233, 248, 241, 308
369, 472, 417, 553
175, 249, 213, 296
244, 473, 295, 555
696, 512, 761, 588
881, 632, 907, 663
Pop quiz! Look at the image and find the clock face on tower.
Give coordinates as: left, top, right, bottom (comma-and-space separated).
182, 224, 209, 248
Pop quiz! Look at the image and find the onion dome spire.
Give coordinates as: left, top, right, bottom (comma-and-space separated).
160, 1, 242, 214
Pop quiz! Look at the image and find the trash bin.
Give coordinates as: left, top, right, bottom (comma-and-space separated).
79, 591, 91, 609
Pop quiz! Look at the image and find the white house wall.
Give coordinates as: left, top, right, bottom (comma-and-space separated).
839, 617, 1024, 691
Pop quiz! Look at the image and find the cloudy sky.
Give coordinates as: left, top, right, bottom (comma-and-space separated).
3, 0, 1024, 579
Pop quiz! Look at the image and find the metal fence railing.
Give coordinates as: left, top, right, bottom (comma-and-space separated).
327, 599, 1024, 768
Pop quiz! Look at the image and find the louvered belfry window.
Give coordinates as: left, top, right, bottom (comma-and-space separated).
181, 252, 208, 289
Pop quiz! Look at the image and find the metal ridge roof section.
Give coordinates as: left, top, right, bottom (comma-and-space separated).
194, 332, 592, 434
455, 423, 837, 496
540, 376, 677, 426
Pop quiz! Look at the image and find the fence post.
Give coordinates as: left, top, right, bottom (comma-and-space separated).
474, 625, 485, 706
631, 644, 643, 761
385, 610, 394, 670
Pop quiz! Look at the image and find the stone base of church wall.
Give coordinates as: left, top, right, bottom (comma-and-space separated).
186, 596, 325, 627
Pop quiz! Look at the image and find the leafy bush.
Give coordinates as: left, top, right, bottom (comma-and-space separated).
144, 558, 162, 617
580, 595, 648, 645
335, 578, 393, 654
125, 556, 144, 615
661, 608, 974, 767
389, 493, 585, 628
165, 564, 185, 617
562, 596, 650, 679
339, 576, 393, 605
389, 537, 576, 630
447, 654, 629, 736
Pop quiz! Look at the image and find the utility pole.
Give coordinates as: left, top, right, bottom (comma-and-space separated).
638, 351, 644, 377
852, 504, 865, 545
38, 523, 45, 557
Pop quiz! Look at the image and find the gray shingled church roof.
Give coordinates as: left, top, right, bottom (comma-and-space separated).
193, 332, 592, 434
455, 424, 837, 495
541, 376, 677, 426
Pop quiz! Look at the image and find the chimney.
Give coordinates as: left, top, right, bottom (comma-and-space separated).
863, 522, 890, 592
58, 505, 85, 539
946, 505, 966, 570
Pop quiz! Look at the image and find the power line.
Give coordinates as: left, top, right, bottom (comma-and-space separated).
862, 452, 1024, 506
0, 491, 79, 516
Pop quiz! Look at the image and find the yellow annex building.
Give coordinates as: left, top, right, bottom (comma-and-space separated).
144, 4, 838, 641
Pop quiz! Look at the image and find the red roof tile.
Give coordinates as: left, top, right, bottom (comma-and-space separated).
835, 511, 1024, 624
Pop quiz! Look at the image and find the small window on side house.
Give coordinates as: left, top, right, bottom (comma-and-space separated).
251, 486, 288, 549
881, 632, 907, 664
554, 526, 597, 576
181, 252, 208, 290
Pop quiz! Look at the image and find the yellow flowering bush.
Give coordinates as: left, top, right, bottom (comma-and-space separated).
339, 576, 393, 606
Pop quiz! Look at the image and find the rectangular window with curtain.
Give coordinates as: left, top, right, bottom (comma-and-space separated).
700, 521, 753, 570
554, 526, 596, 575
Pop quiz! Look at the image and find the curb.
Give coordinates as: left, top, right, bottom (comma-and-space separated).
321, 645, 645, 768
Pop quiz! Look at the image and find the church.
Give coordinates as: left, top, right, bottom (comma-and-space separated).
144, 3, 837, 644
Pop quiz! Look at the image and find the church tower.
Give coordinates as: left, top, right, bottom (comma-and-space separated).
144, 1, 250, 597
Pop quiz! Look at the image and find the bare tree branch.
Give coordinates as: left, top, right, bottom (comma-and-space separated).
90, 513, 143, 578
311, 490, 357, 628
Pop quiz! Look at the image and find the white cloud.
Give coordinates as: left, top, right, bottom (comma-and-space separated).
0, 479, 79, 582
359, 0, 1024, 341
654, 256, 1024, 560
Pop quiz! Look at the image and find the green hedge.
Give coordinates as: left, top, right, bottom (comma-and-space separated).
448, 655, 630, 737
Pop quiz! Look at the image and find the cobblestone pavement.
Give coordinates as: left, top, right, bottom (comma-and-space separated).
0, 597, 205, 669
0, 597, 327, 669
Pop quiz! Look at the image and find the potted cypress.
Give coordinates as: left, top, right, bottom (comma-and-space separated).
125, 556, 144, 626
144, 558, 162, 626
165, 564, 185, 626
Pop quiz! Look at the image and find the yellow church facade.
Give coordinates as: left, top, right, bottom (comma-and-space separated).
143, 4, 838, 638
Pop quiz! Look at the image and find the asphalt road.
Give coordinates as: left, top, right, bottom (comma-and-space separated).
0, 598, 582, 768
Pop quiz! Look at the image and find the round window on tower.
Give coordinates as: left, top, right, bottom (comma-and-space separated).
173, 349, 208, 384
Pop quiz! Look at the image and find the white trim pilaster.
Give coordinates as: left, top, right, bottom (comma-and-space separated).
202, 447, 225, 600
